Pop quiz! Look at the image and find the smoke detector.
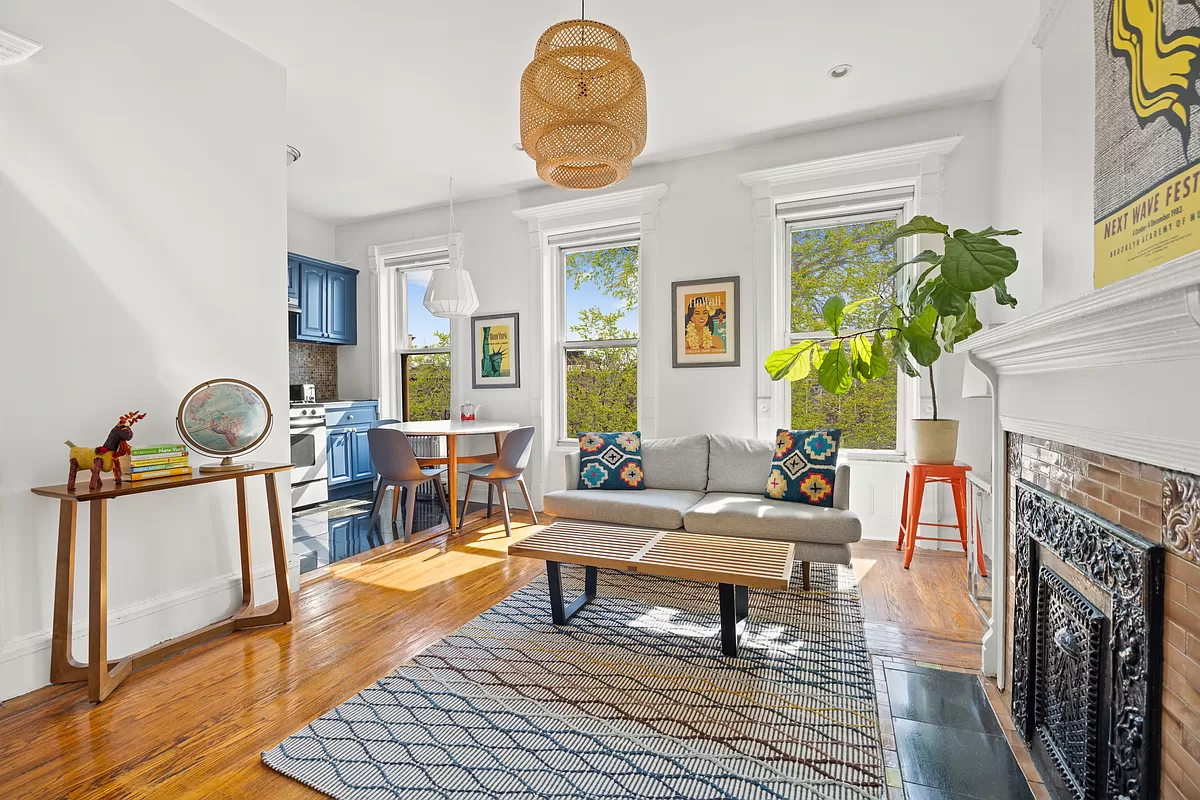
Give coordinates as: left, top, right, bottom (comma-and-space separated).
0, 27, 41, 66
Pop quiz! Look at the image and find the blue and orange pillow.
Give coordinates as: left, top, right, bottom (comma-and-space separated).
764, 428, 841, 507
577, 431, 645, 490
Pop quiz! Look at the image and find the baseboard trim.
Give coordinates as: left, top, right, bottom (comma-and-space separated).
0, 564, 282, 702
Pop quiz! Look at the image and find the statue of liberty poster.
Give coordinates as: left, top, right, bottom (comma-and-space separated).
471, 313, 521, 389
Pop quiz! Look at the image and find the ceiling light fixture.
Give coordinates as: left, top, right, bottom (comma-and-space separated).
519, 0, 647, 190
828, 64, 853, 79
286, 145, 301, 165
423, 176, 480, 318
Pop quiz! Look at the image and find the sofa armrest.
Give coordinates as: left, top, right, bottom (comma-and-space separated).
833, 463, 851, 510
564, 449, 580, 487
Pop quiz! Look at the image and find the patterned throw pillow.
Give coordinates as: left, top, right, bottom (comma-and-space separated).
577, 431, 645, 490
764, 429, 841, 507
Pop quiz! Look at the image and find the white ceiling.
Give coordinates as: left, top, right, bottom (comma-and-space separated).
172, 0, 1038, 224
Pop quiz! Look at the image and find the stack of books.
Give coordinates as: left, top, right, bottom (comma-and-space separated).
127, 445, 191, 481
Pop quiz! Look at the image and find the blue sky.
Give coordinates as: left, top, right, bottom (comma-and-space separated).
405, 270, 449, 348
564, 251, 638, 340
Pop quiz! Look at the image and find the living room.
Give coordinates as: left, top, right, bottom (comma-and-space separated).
3, 1, 1199, 798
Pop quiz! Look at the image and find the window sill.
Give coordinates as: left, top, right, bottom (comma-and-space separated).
841, 449, 907, 463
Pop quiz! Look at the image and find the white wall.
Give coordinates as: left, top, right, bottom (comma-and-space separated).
336, 101, 998, 534
0, 0, 288, 700
288, 207, 336, 262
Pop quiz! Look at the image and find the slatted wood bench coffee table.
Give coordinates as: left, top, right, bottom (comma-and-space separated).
508, 520, 795, 656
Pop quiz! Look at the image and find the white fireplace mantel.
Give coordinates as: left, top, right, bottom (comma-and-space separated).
963, 250, 1200, 375
963, 250, 1200, 686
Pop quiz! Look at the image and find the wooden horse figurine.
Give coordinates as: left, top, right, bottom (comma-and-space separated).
65, 411, 146, 491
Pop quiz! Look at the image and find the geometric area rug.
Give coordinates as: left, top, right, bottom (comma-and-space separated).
263, 562, 885, 799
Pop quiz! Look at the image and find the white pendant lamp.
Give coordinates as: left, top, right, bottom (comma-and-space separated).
423, 177, 480, 318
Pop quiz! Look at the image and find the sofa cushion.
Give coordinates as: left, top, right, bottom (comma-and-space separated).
706, 435, 774, 494
642, 434, 710, 492
765, 428, 841, 507
683, 492, 862, 544
543, 489, 704, 530
577, 432, 644, 490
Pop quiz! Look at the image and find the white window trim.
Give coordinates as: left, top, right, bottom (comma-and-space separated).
367, 233, 465, 421
739, 136, 962, 448
782, 205, 912, 459
513, 183, 668, 500
556, 235, 642, 446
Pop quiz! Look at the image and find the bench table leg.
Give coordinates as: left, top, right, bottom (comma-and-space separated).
546, 561, 597, 625
719, 583, 750, 656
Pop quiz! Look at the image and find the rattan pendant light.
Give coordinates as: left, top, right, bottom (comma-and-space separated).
519, 2, 647, 190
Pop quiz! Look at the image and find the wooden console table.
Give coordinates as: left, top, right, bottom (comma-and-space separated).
30, 463, 293, 702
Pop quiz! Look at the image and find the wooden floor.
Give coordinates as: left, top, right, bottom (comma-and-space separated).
0, 517, 983, 799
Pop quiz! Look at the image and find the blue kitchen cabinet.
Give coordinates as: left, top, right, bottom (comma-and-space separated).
287, 256, 301, 301
289, 253, 357, 345
350, 428, 374, 482
326, 401, 379, 496
327, 427, 353, 487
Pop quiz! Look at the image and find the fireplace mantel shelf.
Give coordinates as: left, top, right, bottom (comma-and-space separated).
962, 250, 1200, 374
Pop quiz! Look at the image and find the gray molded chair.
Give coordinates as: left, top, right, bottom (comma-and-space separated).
459, 426, 537, 537
367, 427, 450, 542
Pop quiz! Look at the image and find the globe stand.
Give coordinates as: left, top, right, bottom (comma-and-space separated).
198, 457, 256, 474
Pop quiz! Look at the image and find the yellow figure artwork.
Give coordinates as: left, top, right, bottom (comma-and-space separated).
683, 292, 727, 355
1111, 0, 1200, 140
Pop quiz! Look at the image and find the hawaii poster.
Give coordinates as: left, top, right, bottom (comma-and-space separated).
1095, 0, 1200, 287
671, 276, 740, 368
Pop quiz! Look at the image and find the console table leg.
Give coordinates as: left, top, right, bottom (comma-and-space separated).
234, 476, 254, 616
88, 499, 132, 702
51, 500, 86, 684
547, 562, 597, 625
236, 472, 293, 628
719, 583, 750, 657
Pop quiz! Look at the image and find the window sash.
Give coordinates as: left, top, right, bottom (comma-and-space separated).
784, 208, 907, 454
556, 238, 641, 442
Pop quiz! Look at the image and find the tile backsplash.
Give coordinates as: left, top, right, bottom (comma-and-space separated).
289, 342, 338, 401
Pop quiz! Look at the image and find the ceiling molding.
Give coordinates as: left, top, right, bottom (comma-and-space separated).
738, 136, 963, 191
962, 250, 1200, 374
513, 184, 669, 225
1001, 415, 1200, 476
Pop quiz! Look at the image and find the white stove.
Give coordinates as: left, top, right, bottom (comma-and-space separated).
289, 403, 328, 509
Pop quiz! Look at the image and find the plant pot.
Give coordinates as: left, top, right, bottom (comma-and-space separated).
912, 419, 960, 465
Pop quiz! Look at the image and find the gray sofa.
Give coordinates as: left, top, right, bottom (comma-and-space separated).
542, 433, 862, 567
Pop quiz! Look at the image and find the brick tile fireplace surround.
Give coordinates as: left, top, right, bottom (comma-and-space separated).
1005, 433, 1200, 799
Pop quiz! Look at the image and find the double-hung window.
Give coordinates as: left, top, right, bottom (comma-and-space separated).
396, 267, 451, 422
555, 231, 640, 441
784, 206, 906, 452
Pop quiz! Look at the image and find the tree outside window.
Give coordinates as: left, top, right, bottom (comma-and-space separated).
563, 244, 639, 437
402, 269, 451, 422
789, 219, 899, 450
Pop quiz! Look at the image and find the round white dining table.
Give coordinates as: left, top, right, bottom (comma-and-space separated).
378, 419, 521, 531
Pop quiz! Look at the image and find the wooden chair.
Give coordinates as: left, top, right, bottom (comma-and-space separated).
366, 427, 450, 542
459, 426, 537, 537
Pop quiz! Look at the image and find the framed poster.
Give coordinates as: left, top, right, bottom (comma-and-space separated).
471, 313, 520, 389
1094, 0, 1200, 287
671, 276, 740, 368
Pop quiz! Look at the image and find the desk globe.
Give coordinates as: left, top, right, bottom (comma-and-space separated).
177, 378, 273, 473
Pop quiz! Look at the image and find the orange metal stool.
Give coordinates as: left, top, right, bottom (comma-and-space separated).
896, 462, 988, 575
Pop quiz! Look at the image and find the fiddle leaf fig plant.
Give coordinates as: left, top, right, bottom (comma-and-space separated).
764, 215, 1020, 420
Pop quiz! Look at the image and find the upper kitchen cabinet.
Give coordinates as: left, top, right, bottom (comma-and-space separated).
288, 252, 358, 345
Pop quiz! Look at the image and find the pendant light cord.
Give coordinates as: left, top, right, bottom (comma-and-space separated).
448, 175, 455, 234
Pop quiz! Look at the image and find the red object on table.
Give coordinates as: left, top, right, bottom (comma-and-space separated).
896, 461, 988, 575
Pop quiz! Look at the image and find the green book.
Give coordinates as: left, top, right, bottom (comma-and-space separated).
130, 444, 187, 456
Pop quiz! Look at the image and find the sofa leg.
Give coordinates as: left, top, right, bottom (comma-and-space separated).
802, 561, 811, 591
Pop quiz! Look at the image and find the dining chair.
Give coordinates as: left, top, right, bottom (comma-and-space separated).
458, 426, 537, 537
366, 427, 450, 543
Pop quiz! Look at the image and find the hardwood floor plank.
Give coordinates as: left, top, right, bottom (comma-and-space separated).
0, 524, 983, 798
